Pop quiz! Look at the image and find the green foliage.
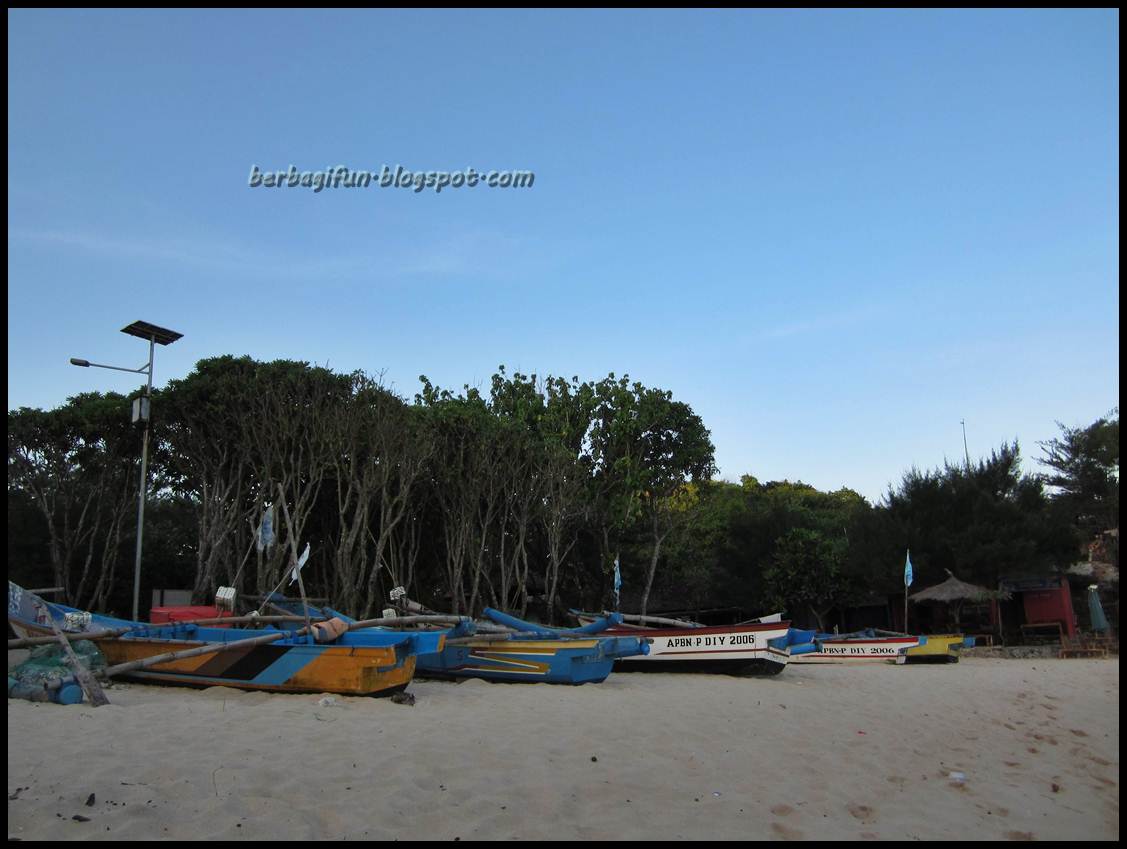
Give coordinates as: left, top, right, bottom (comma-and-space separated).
761, 527, 844, 629
8, 392, 143, 609
1038, 409, 1119, 542
7, 354, 1105, 630
879, 442, 1074, 589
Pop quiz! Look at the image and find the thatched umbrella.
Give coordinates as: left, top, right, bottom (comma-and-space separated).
909, 569, 1012, 630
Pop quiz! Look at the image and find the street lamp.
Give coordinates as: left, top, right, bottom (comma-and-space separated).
71, 320, 183, 621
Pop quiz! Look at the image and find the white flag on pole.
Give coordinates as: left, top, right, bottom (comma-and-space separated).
290, 543, 311, 585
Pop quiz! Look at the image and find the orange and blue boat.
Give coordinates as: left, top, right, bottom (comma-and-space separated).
277, 600, 650, 685
7, 582, 443, 697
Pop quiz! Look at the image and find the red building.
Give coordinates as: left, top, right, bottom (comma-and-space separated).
995, 575, 1078, 641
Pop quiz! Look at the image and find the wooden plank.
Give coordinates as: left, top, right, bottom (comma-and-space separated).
100, 625, 315, 678
48, 618, 110, 707
603, 611, 704, 628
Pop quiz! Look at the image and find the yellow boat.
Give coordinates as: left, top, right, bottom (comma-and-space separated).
904, 634, 974, 663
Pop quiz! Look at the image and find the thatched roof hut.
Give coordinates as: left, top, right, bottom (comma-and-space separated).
909, 569, 1012, 630
909, 569, 1012, 604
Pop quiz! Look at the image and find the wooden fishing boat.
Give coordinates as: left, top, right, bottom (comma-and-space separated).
785, 628, 925, 664
570, 610, 791, 675
274, 599, 650, 685
7, 582, 444, 696
904, 634, 974, 663
418, 632, 647, 684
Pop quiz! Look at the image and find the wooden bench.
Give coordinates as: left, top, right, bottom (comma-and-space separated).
1020, 622, 1064, 646
1059, 634, 1113, 659
1059, 646, 1110, 659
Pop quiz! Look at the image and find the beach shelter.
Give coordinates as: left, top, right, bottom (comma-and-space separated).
909, 569, 1012, 630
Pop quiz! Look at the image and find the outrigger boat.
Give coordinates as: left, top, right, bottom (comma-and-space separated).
269, 596, 651, 685
8, 582, 446, 697
570, 610, 791, 675
784, 628, 925, 664
417, 618, 649, 684
904, 633, 974, 663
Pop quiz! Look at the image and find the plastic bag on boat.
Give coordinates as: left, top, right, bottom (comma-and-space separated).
312, 617, 349, 643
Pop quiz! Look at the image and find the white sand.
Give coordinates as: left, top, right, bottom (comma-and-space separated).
7, 655, 1119, 841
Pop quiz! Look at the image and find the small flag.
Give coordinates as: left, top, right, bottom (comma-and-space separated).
290, 543, 311, 585
904, 550, 914, 588
613, 556, 622, 609
256, 504, 275, 552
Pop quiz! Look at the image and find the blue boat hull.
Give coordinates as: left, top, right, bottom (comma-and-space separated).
269, 601, 649, 685
416, 638, 626, 684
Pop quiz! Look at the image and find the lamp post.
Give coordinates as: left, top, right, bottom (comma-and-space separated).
71, 320, 183, 621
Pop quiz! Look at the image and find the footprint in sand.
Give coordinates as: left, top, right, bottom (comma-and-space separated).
847, 803, 877, 824
1070, 729, 1088, 737
771, 822, 804, 840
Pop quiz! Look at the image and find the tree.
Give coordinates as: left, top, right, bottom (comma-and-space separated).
8, 393, 141, 610
323, 374, 433, 618
879, 442, 1074, 591
761, 527, 845, 632
1039, 409, 1119, 543
587, 376, 715, 616
416, 380, 506, 614
159, 356, 260, 602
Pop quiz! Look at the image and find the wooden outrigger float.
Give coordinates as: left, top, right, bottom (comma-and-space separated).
8, 582, 453, 698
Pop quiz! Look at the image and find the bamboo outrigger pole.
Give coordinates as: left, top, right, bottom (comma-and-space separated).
7, 615, 326, 650
602, 611, 703, 629
8, 613, 471, 652
48, 617, 110, 707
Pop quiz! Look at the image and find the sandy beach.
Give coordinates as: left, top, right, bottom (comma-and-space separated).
7, 655, 1119, 841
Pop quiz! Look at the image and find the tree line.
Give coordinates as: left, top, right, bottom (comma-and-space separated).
7, 355, 1118, 626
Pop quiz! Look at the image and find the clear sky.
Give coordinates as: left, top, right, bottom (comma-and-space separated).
7, 9, 1119, 502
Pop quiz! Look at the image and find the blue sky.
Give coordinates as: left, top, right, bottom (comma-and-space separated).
7, 9, 1119, 501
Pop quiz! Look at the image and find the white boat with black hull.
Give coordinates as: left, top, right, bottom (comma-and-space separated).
572, 611, 791, 676
786, 628, 924, 664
